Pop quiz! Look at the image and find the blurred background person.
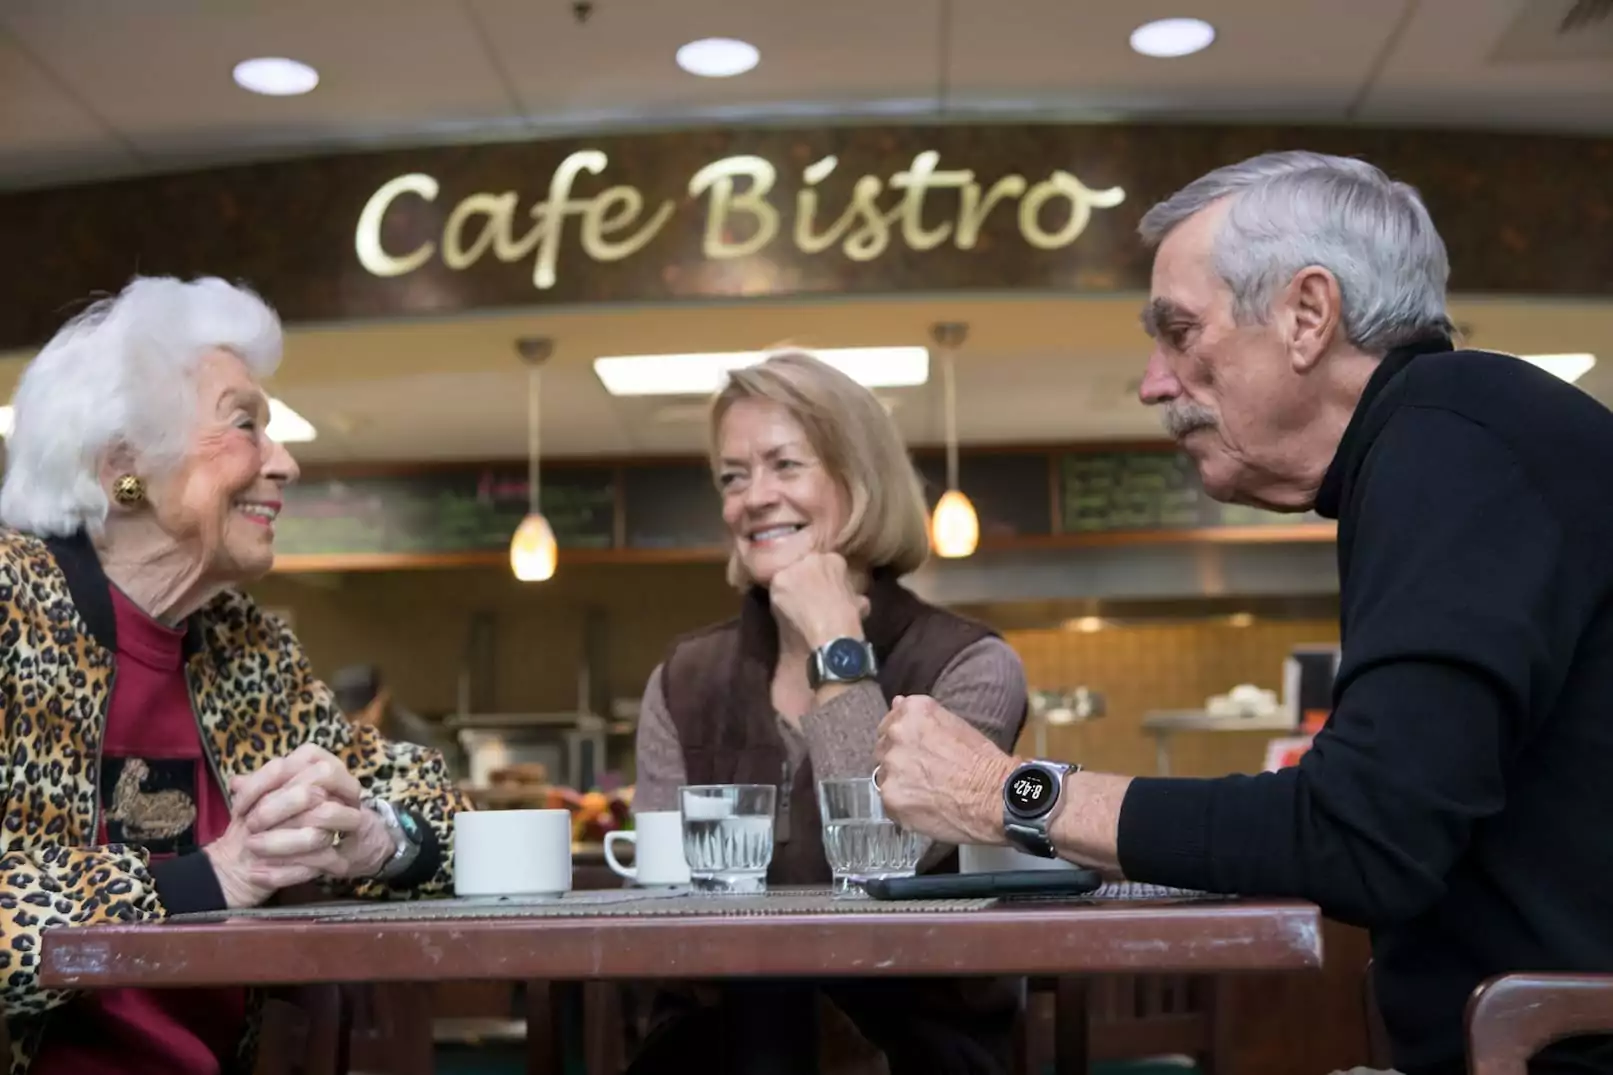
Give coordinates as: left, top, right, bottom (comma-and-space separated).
333, 662, 448, 755
0, 276, 470, 1075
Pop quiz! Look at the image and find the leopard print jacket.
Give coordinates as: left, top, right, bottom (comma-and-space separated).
0, 529, 471, 1073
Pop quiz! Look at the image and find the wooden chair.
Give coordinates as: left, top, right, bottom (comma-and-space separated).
1466, 973, 1613, 1075
1022, 974, 1232, 1075
254, 985, 353, 1075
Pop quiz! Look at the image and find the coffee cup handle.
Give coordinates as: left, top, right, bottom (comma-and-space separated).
604, 830, 637, 880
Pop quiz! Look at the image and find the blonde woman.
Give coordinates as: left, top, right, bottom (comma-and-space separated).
630, 352, 1028, 1075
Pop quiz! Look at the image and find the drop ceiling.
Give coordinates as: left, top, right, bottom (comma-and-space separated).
1, 0, 1610, 191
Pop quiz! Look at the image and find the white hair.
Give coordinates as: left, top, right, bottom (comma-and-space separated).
1139, 151, 1454, 353
1, 276, 282, 537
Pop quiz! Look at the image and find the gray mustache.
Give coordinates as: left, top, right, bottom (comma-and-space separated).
1160, 402, 1218, 439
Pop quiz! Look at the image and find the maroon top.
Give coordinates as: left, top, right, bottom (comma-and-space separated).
32, 587, 244, 1075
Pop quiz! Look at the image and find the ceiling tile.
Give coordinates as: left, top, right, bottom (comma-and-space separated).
1, 0, 521, 166
945, 0, 1407, 120
1356, 0, 1613, 133
469, 0, 945, 127
0, 26, 137, 187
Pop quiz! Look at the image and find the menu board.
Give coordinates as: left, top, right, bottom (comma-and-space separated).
262, 445, 1326, 565
276, 465, 616, 556
1060, 450, 1311, 533
914, 453, 1052, 539
622, 462, 728, 550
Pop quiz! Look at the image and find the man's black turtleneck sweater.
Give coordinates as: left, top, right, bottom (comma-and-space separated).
1118, 337, 1613, 1075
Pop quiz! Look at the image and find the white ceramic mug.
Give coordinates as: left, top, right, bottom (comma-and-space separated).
604, 811, 692, 886
453, 809, 573, 897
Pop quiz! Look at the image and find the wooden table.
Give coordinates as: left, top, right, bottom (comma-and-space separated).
41, 896, 1324, 1075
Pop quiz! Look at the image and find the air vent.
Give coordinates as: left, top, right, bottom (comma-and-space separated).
1493, 0, 1613, 60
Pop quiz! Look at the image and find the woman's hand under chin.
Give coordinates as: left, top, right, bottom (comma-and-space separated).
768, 552, 871, 649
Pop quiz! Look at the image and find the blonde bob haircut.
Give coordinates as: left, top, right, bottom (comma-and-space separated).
710, 351, 931, 590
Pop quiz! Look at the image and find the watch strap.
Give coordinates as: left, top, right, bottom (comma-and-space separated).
1002, 760, 1079, 859
807, 639, 878, 689
365, 798, 424, 883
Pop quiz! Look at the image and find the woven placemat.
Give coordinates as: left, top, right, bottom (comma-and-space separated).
169, 886, 995, 924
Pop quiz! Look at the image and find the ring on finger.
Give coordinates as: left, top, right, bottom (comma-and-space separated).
330, 829, 344, 850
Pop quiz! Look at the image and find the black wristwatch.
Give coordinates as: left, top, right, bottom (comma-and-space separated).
806, 637, 878, 689
1002, 759, 1080, 858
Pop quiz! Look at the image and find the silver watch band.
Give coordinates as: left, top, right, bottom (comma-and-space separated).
364, 798, 422, 882
1002, 760, 1078, 859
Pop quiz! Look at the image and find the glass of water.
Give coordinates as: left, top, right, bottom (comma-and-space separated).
679, 784, 777, 894
817, 777, 930, 897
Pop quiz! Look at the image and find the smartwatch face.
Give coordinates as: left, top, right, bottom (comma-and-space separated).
823, 638, 870, 680
1006, 767, 1059, 819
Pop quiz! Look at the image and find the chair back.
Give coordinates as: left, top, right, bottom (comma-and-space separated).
1467, 973, 1613, 1075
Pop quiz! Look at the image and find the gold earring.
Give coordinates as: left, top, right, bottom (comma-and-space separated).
112, 474, 145, 506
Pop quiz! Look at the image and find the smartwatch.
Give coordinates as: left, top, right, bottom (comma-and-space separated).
364, 798, 424, 882
806, 637, 878, 689
1002, 759, 1080, 858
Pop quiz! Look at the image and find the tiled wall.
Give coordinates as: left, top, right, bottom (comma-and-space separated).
1005, 618, 1340, 777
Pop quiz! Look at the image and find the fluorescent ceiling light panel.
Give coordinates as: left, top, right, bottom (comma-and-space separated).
593, 347, 930, 397
267, 398, 317, 442
1519, 353, 1596, 384
1, 400, 313, 442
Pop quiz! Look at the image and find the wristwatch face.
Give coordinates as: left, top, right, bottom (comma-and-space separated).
1006, 766, 1059, 820
823, 638, 871, 680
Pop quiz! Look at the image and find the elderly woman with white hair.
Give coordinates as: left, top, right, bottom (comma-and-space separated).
0, 276, 469, 1075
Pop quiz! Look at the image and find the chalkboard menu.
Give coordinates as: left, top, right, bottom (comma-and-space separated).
1060, 450, 1315, 532
914, 453, 1052, 539
276, 466, 616, 556
259, 444, 1328, 566
622, 463, 729, 550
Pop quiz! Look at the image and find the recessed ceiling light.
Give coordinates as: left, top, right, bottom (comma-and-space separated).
1519, 353, 1597, 384
675, 37, 760, 78
232, 57, 319, 96
593, 346, 928, 396
1129, 17, 1216, 58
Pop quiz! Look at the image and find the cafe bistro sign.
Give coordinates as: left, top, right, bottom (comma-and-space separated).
354, 149, 1128, 290
5, 123, 1607, 353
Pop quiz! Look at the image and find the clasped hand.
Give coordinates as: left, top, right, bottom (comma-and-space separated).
204, 743, 393, 909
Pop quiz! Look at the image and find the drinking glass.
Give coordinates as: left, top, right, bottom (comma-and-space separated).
679, 784, 777, 894
817, 777, 930, 896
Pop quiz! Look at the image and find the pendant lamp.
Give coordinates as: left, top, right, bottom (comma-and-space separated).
510, 337, 557, 582
929, 322, 979, 558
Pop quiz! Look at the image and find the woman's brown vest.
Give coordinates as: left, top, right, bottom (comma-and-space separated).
659, 571, 1015, 884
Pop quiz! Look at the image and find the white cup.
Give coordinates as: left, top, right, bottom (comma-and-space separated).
604, 811, 692, 886
453, 809, 573, 897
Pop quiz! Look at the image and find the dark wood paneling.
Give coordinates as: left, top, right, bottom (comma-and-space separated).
2, 124, 1610, 349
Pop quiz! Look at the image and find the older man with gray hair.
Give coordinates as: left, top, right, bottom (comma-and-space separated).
875, 151, 1613, 1075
